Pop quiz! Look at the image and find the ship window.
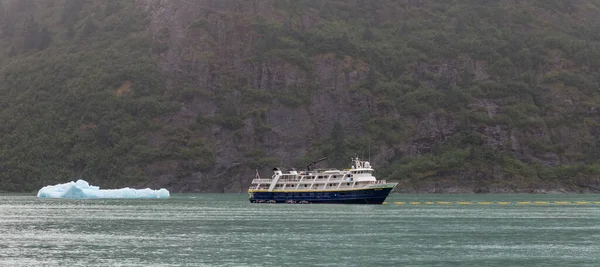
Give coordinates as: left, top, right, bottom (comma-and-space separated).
347, 183, 350, 186
304, 184, 307, 187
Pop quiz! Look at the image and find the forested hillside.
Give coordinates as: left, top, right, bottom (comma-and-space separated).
1, 0, 600, 193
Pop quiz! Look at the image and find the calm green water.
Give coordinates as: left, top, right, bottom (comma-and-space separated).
1, 194, 599, 266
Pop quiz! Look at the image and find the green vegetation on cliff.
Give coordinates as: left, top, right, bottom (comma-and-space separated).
0, 0, 213, 191
1, 0, 599, 192
237, 0, 600, 192
270, 0, 600, 192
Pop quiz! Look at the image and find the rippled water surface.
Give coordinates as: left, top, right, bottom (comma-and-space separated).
1, 194, 599, 266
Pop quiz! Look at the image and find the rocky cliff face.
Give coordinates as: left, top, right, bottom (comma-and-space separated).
136, 0, 380, 192
130, 0, 600, 193
2, 0, 598, 193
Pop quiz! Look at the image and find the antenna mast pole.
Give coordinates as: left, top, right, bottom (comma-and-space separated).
368, 137, 371, 162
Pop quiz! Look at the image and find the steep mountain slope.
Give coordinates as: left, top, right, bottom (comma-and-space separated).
1, 0, 600, 192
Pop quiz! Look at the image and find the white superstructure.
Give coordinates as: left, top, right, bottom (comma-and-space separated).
248, 158, 395, 192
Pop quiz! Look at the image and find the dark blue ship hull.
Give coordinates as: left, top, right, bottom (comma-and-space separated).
249, 187, 394, 204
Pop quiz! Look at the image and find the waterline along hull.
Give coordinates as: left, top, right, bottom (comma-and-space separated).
249, 186, 395, 204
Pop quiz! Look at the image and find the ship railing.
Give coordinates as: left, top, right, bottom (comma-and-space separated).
251, 185, 270, 189
252, 179, 273, 183
277, 177, 349, 183
278, 179, 302, 182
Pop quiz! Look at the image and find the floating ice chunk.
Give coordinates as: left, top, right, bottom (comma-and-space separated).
37, 180, 170, 199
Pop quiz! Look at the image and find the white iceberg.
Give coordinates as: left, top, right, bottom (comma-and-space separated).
37, 179, 170, 199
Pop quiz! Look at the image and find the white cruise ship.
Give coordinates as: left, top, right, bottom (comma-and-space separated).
248, 157, 397, 204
